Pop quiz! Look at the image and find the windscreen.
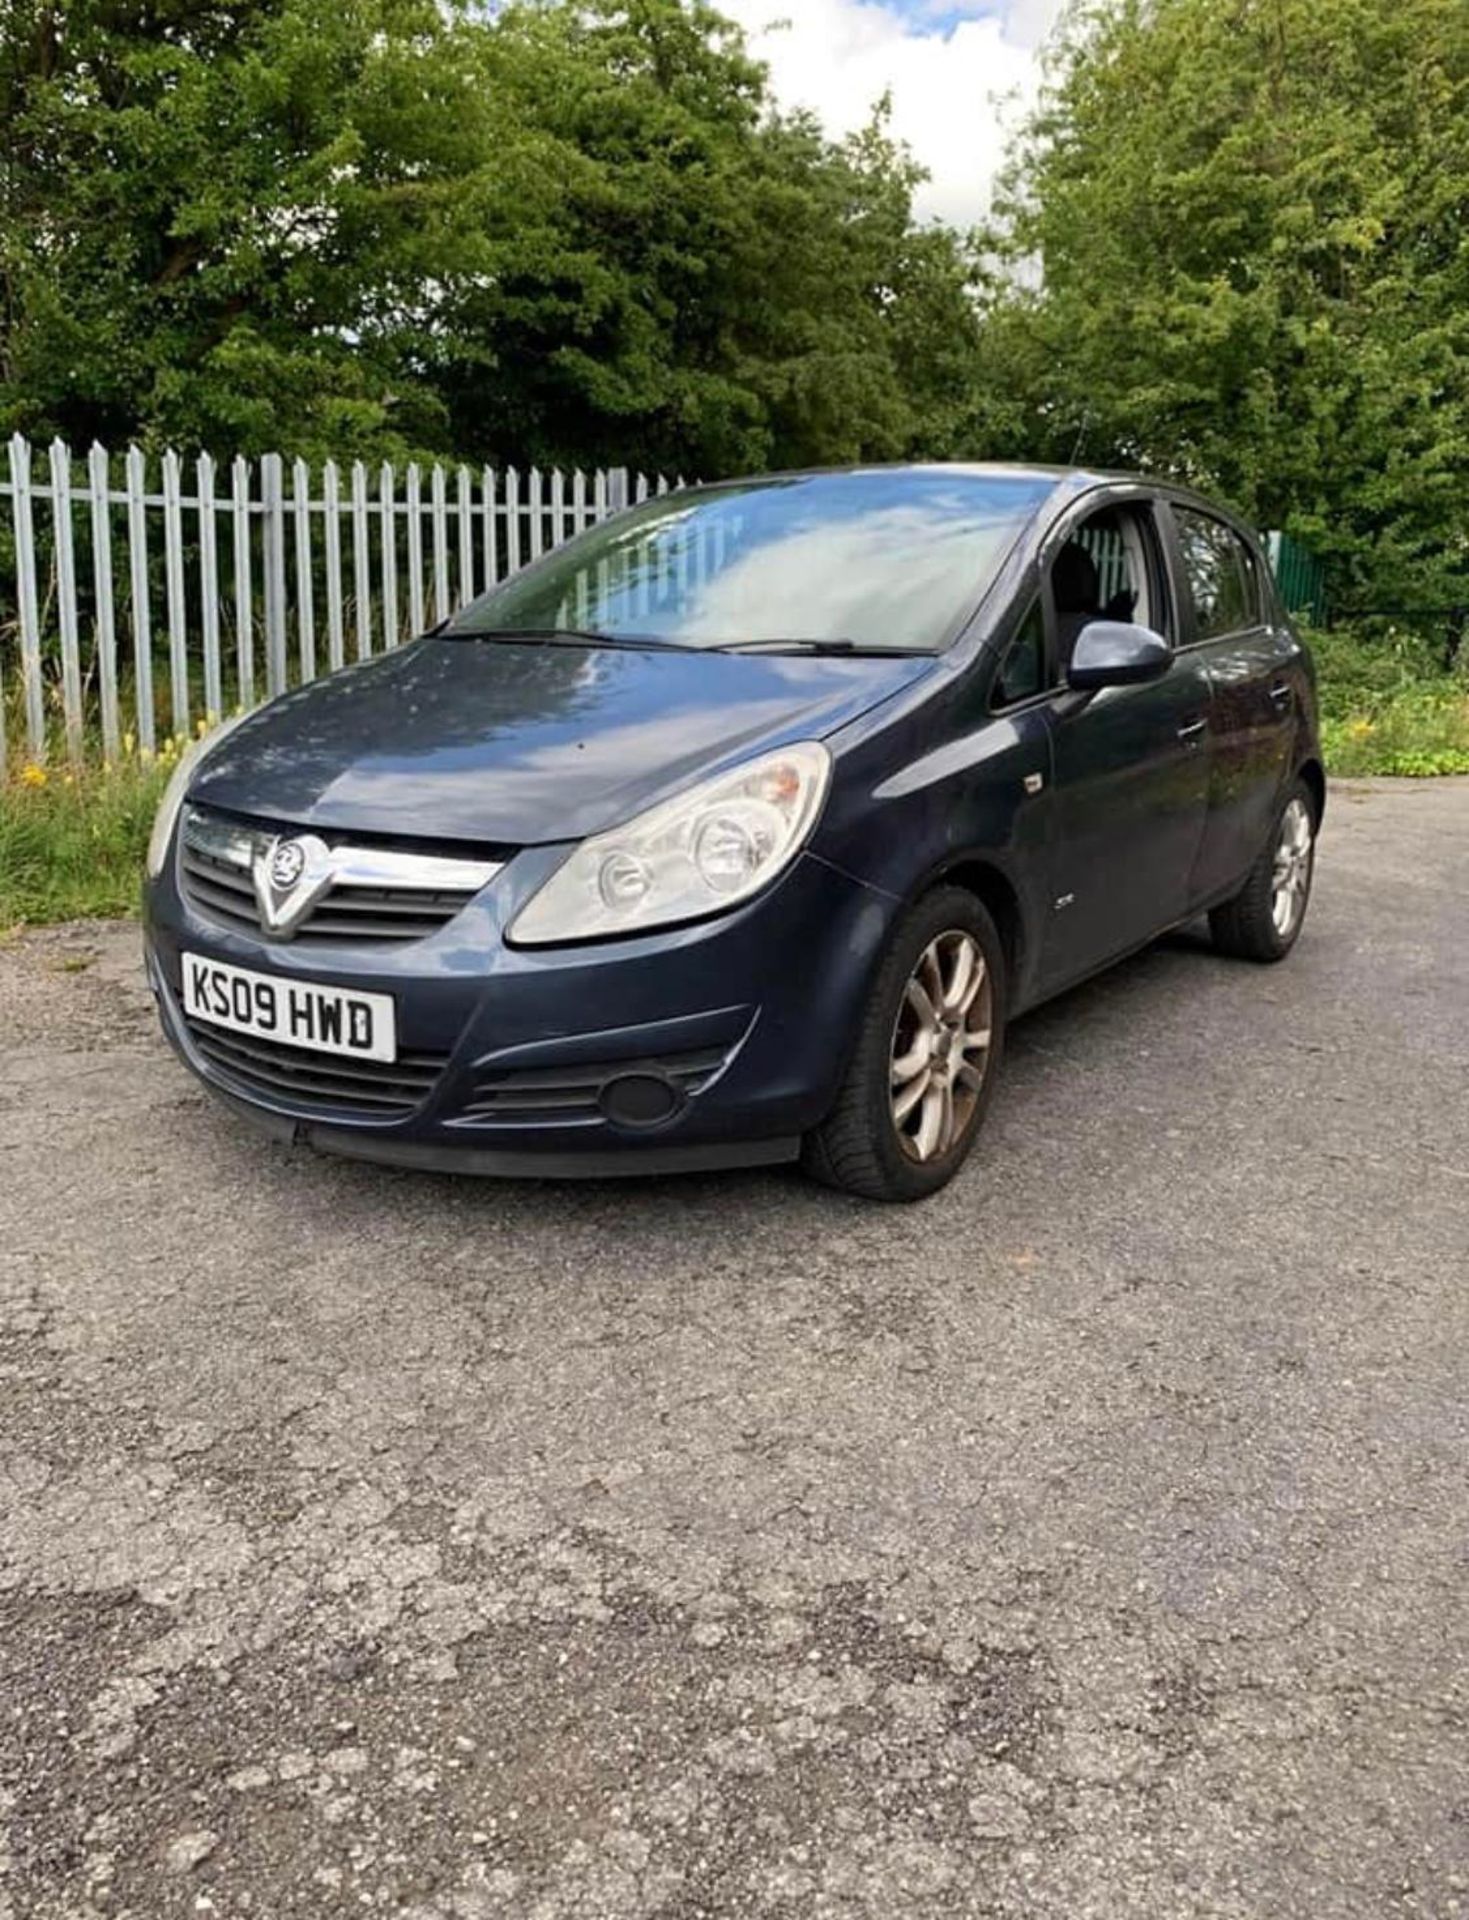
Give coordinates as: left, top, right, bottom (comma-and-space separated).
447, 470, 1051, 653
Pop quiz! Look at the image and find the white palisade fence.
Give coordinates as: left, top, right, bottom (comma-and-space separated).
0, 434, 674, 773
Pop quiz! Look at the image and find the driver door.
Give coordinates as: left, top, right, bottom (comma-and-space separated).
1036, 497, 1213, 993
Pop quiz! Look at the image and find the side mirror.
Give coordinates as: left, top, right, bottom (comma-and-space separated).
1066, 620, 1173, 691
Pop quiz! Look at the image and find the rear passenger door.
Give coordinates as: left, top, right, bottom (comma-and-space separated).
1165, 505, 1303, 901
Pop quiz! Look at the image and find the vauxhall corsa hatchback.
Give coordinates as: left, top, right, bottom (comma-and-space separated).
143, 465, 1322, 1201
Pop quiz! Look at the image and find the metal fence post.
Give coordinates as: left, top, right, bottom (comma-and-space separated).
482, 467, 498, 590
505, 467, 522, 576
292, 457, 316, 685
9, 433, 46, 764
550, 467, 567, 551
351, 460, 372, 660
161, 447, 190, 737
88, 443, 120, 761
430, 462, 449, 623
380, 462, 398, 650
125, 444, 156, 753
48, 439, 85, 762
457, 464, 474, 608
406, 464, 424, 637
527, 467, 544, 562
322, 461, 345, 671
261, 452, 288, 697
197, 454, 222, 722
231, 455, 255, 711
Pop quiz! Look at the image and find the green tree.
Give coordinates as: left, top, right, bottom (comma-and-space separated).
0, 0, 975, 474
0, 0, 535, 459
973, 0, 1469, 610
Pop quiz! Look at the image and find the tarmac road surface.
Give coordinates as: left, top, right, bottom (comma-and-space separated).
2, 777, 1466, 1919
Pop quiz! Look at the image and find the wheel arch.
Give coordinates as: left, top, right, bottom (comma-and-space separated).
1297, 755, 1326, 827
919, 856, 1029, 1009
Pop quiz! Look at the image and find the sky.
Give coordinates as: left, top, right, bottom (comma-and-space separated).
714, 0, 1064, 229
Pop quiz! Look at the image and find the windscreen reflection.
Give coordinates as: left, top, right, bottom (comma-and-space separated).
450, 471, 1052, 654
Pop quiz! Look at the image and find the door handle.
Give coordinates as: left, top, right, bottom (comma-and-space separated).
1269, 680, 1293, 708
1177, 717, 1208, 743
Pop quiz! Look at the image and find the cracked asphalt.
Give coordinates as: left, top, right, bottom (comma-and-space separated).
2, 776, 1467, 1919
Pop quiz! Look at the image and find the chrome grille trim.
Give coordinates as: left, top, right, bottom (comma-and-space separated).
180, 806, 503, 944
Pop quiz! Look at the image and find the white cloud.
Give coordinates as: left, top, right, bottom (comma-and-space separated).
718, 0, 1062, 229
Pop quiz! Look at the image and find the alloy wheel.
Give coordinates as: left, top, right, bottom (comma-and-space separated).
1271, 797, 1314, 937
889, 930, 994, 1163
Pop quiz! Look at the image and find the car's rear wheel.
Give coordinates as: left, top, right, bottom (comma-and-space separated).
1209, 778, 1318, 962
803, 887, 1006, 1202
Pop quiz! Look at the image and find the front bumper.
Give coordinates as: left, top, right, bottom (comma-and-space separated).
143, 838, 897, 1178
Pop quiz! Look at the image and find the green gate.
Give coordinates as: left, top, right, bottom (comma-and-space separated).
1265, 531, 1327, 624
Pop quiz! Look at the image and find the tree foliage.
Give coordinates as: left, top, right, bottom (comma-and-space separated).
0, 0, 979, 473
972, 0, 1469, 609
5, 0, 1467, 612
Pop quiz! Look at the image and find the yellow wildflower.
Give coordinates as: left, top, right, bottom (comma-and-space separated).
19, 762, 47, 788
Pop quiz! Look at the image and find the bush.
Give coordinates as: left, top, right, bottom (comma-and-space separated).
1308, 621, 1469, 776
1, 741, 172, 925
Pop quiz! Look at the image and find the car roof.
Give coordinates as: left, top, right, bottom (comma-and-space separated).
682, 460, 1080, 489
676, 461, 1250, 536
682, 459, 1197, 497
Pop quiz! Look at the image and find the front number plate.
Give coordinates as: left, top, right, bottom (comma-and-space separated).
181, 953, 397, 1063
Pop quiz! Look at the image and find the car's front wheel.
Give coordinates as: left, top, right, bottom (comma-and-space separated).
803, 886, 1006, 1202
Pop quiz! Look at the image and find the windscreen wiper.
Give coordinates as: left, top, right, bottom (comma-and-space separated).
722, 638, 931, 657
445, 626, 694, 653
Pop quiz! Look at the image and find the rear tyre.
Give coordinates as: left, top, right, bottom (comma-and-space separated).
1209, 777, 1318, 963
802, 887, 1006, 1202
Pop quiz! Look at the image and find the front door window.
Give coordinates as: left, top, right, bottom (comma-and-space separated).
1047, 502, 1171, 676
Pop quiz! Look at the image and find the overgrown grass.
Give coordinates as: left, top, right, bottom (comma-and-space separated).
1321, 685, 1469, 776
2, 626, 1465, 926
1309, 624, 1469, 776
1, 743, 171, 926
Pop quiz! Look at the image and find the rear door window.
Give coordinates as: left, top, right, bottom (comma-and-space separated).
1174, 510, 1262, 640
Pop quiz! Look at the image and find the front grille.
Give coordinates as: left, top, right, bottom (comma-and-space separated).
457, 1045, 732, 1125
185, 1014, 449, 1120
179, 806, 504, 946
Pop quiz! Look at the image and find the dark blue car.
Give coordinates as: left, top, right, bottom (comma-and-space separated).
142, 464, 1322, 1200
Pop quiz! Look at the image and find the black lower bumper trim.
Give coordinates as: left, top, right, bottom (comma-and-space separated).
201, 1076, 800, 1179
307, 1126, 802, 1179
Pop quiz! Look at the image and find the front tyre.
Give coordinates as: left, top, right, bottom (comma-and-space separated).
803, 887, 1006, 1202
1209, 778, 1318, 963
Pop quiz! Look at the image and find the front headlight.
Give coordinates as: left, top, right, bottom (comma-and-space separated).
510, 741, 832, 946
145, 713, 248, 879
